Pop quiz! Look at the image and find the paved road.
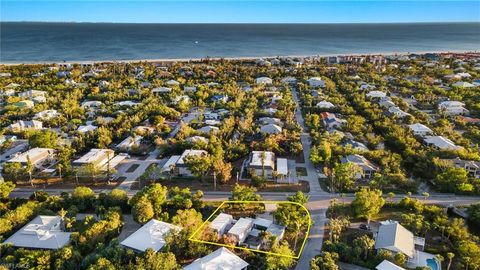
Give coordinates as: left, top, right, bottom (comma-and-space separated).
291, 86, 329, 270
116, 148, 163, 190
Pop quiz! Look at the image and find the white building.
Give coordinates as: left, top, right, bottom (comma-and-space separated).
81, 100, 103, 109
388, 106, 410, 118
247, 151, 275, 178
366, 91, 387, 99
7, 148, 55, 168
183, 247, 249, 270
316, 100, 335, 109
438, 101, 469, 116
256, 77, 273, 85
197, 125, 219, 134
34, 109, 60, 120
260, 124, 283, 134
423, 136, 461, 150
227, 218, 254, 244
72, 149, 115, 168
376, 260, 405, 270
307, 77, 325, 88
120, 219, 181, 252
3, 215, 71, 249
18, 90, 47, 99
8, 120, 43, 132
162, 149, 208, 177
152, 87, 172, 94
408, 123, 433, 136
210, 213, 234, 235
452, 81, 475, 88
77, 124, 98, 133
116, 135, 143, 152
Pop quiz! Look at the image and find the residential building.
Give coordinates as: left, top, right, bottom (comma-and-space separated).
438, 101, 469, 116
197, 125, 219, 134
452, 81, 475, 88
256, 77, 273, 85
307, 77, 325, 88
408, 123, 433, 136
227, 218, 254, 244
18, 89, 47, 99
210, 213, 234, 235
320, 112, 346, 129
72, 149, 115, 168
152, 87, 172, 94
162, 149, 208, 177
3, 215, 71, 249
34, 109, 60, 120
423, 136, 461, 150
8, 120, 43, 132
375, 221, 438, 269
260, 123, 282, 134
77, 124, 98, 133
388, 106, 410, 118
316, 100, 335, 109
376, 260, 405, 270
116, 135, 143, 152
120, 219, 181, 252
444, 157, 480, 178
341, 154, 379, 179
7, 148, 55, 168
183, 247, 249, 270
258, 117, 283, 126
366, 91, 387, 99
247, 151, 275, 178
12, 100, 34, 109
81, 100, 103, 109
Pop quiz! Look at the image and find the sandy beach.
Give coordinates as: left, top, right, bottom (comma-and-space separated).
1, 50, 478, 66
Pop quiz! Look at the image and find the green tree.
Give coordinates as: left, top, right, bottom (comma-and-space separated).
351, 188, 385, 224
265, 241, 295, 270
185, 154, 211, 181
230, 184, 261, 201
28, 130, 59, 148
0, 182, 15, 200
332, 162, 361, 192
310, 252, 340, 270
132, 195, 154, 224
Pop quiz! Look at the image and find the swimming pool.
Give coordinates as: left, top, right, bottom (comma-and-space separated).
426, 258, 439, 270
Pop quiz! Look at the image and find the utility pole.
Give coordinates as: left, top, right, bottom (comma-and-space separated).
213, 171, 217, 191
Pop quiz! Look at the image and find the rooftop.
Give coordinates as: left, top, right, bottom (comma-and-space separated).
120, 219, 181, 252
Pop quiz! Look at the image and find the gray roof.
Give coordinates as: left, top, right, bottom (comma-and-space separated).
375, 221, 415, 258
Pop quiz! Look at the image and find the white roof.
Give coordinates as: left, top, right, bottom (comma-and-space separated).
3, 215, 71, 249
452, 81, 475, 88
366, 91, 387, 98
316, 100, 335, 108
438, 101, 465, 108
77, 125, 98, 133
424, 136, 461, 150
120, 219, 181, 252
183, 247, 249, 270
197, 125, 219, 134
177, 149, 208, 165
73, 149, 114, 164
376, 260, 405, 270
260, 124, 282, 134
152, 87, 172, 93
117, 135, 143, 149
408, 123, 432, 134
277, 158, 288, 175
250, 151, 275, 168
8, 148, 54, 164
253, 218, 273, 228
162, 155, 181, 172
375, 221, 415, 258
210, 213, 234, 232
256, 77, 273, 84
227, 218, 253, 237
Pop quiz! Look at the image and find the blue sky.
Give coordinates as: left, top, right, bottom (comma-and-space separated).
2, 1, 480, 23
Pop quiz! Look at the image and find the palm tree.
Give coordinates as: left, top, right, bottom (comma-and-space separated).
260, 152, 266, 177
422, 192, 430, 201
26, 155, 34, 187
446, 252, 455, 270
58, 208, 67, 230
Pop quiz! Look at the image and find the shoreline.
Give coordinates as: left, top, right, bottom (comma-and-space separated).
1, 49, 478, 65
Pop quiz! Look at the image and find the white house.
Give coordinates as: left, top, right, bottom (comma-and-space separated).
120, 219, 181, 252
81, 100, 103, 109
7, 148, 55, 168
34, 109, 60, 120
152, 87, 172, 94
307, 77, 325, 88
116, 135, 143, 152
438, 101, 468, 116
341, 154, 379, 179
210, 213, 234, 235
260, 124, 282, 134
162, 149, 208, 177
183, 247, 249, 270
18, 89, 47, 99
72, 149, 115, 168
366, 91, 387, 99
258, 117, 283, 126
452, 81, 475, 88
281, 76, 297, 84
227, 218, 254, 244
376, 260, 405, 270
247, 151, 275, 178
3, 215, 71, 249
423, 136, 461, 150
256, 77, 273, 85
388, 106, 410, 119
8, 120, 43, 132
77, 124, 98, 133
184, 86, 197, 92
197, 125, 219, 134
408, 123, 433, 136
316, 100, 335, 109
166, 79, 180, 86
185, 136, 209, 144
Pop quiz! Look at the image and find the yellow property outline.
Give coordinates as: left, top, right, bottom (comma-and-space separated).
188, 200, 312, 259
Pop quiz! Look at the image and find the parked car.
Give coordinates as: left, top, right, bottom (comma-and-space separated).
359, 224, 371, 230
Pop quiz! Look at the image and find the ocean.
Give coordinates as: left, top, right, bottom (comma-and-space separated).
1, 22, 479, 63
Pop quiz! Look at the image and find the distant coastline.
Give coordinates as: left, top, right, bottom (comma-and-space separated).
1, 50, 479, 66
2, 22, 479, 63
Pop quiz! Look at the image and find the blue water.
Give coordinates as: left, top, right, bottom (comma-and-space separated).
1, 22, 479, 63
426, 258, 439, 270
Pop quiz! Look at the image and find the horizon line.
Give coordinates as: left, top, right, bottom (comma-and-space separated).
2, 20, 479, 24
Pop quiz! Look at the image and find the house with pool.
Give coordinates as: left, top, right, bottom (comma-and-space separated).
374, 220, 440, 270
